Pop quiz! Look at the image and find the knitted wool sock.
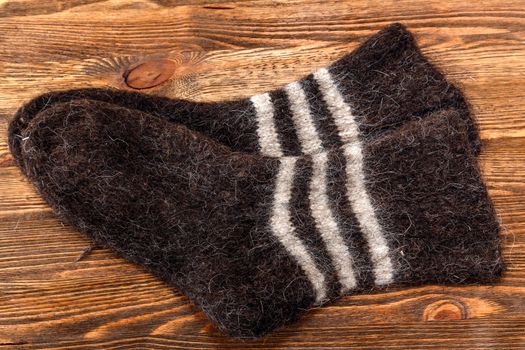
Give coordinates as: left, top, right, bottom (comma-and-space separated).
9, 23, 477, 165
9, 99, 503, 338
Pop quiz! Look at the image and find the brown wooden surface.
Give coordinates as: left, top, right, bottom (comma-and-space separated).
0, 0, 524, 349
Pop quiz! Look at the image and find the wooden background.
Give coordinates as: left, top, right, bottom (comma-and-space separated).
0, 0, 524, 348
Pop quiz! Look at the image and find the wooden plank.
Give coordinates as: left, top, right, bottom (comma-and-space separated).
0, 0, 524, 348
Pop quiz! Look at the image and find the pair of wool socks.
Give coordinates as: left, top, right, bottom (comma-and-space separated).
8, 23, 503, 338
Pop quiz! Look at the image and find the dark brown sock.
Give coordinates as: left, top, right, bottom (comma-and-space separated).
9, 23, 476, 168
9, 99, 503, 338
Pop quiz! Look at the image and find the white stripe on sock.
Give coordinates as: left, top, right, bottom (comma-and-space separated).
250, 93, 282, 157
284, 82, 324, 154
313, 68, 360, 144
313, 67, 394, 286
271, 157, 327, 303
285, 81, 357, 292
343, 144, 394, 285
309, 152, 357, 292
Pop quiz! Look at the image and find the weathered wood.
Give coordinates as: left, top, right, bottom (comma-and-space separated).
0, 0, 524, 348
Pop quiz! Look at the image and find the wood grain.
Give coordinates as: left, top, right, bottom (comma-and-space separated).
0, 0, 524, 348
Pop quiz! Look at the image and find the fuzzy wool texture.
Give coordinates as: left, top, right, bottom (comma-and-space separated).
9, 101, 503, 337
7, 23, 504, 338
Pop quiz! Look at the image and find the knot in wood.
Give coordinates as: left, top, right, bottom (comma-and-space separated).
423, 299, 468, 321
125, 59, 176, 89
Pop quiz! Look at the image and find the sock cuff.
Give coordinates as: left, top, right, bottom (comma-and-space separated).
247, 23, 478, 157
